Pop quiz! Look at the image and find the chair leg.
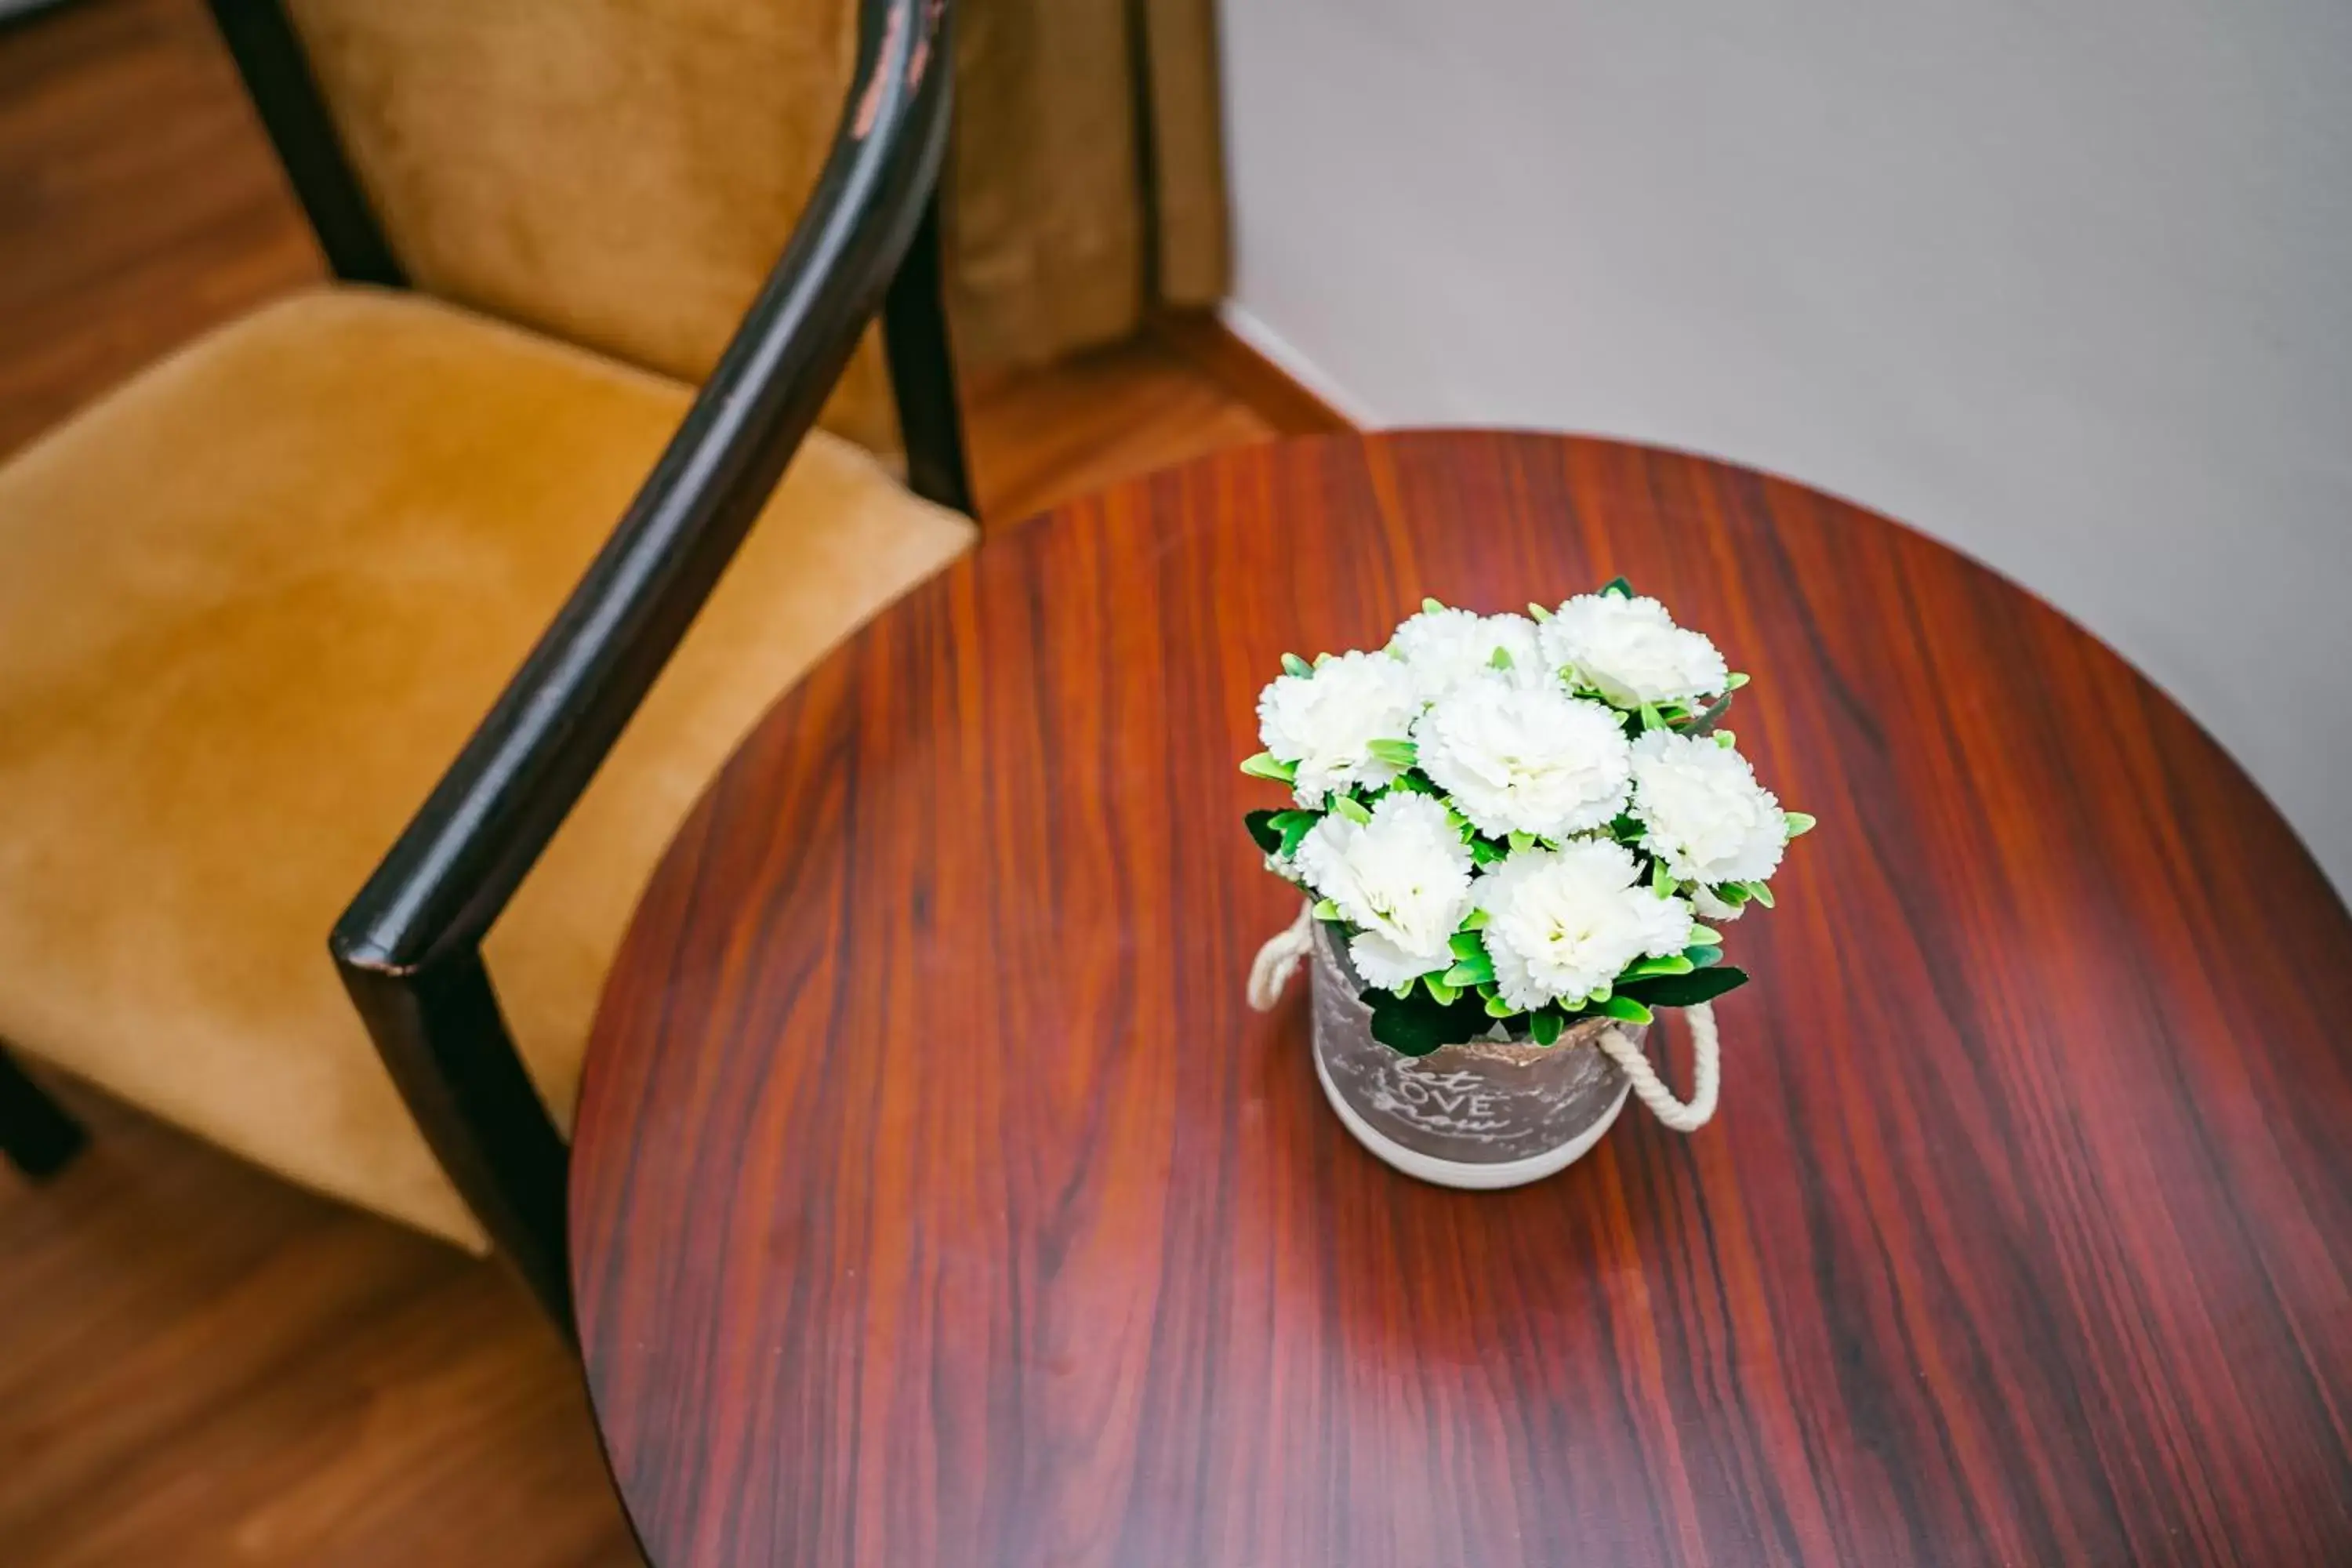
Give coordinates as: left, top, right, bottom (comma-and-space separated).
338, 949, 575, 1335
881, 186, 975, 516
0, 1043, 87, 1180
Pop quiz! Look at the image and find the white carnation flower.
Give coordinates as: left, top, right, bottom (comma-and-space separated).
1629, 729, 1788, 888
1538, 592, 1729, 709
1386, 606, 1544, 701
1475, 840, 1693, 1010
1413, 675, 1632, 840
1294, 793, 1474, 988
1257, 650, 1421, 805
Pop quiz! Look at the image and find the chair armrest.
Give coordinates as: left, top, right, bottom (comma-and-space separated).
332, 0, 952, 979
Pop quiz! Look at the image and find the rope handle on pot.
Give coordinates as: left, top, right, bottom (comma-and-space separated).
1246, 900, 1722, 1133
1246, 901, 1317, 1013
1595, 1004, 1719, 1133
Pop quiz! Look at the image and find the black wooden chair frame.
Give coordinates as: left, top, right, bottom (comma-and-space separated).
0, 0, 970, 1334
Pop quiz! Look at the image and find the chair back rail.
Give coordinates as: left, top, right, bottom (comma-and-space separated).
203, 0, 402, 286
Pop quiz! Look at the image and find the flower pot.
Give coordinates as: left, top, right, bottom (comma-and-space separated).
1308, 922, 1633, 1189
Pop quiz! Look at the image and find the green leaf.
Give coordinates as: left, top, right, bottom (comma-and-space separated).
1610, 813, 1646, 841
1243, 809, 1281, 855
1619, 953, 1696, 981
1530, 1009, 1564, 1046
1617, 965, 1749, 1008
1388, 770, 1440, 795
1280, 653, 1313, 678
1449, 931, 1489, 962
1424, 976, 1461, 1006
1367, 1014, 1445, 1055
1650, 858, 1675, 895
1745, 880, 1777, 909
1639, 702, 1668, 732
1365, 986, 1472, 1055
1715, 729, 1738, 750
1507, 830, 1537, 854
1682, 688, 1736, 736
1240, 752, 1298, 783
1687, 924, 1722, 946
1726, 671, 1751, 690
1269, 808, 1320, 859
1312, 898, 1341, 920
1366, 738, 1419, 768
1528, 601, 1554, 622
1463, 908, 1491, 931
1488, 645, 1515, 671
1682, 943, 1724, 969
1332, 795, 1373, 826
1442, 958, 1494, 988
1599, 995, 1654, 1024
1599, 575, 1635, 599
1468, 835, 1508, 866
1421, 597, 1446, 614
1484, 994, 1520, 1019
1784, 811, 1817, 837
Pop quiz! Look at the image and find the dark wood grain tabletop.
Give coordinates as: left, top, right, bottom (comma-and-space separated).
569, 430, 2352, 1567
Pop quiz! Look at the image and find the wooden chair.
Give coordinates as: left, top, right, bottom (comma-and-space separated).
0, 0, 969, 1333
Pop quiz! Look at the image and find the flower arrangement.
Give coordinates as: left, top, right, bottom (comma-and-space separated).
1242, 581, 1813, 1056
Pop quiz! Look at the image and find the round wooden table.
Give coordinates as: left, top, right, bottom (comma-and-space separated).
570, 431, 2352, 1567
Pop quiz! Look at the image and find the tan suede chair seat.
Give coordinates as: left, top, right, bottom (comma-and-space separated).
0, 288, 974, 1247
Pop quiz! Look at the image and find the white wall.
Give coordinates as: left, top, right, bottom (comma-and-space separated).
1218, 0, 2352, 891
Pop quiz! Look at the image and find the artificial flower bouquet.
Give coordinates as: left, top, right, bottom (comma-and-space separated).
1243, 581, 1812, 1058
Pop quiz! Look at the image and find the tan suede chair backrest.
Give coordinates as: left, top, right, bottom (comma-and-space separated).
279, 0, 896, 450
